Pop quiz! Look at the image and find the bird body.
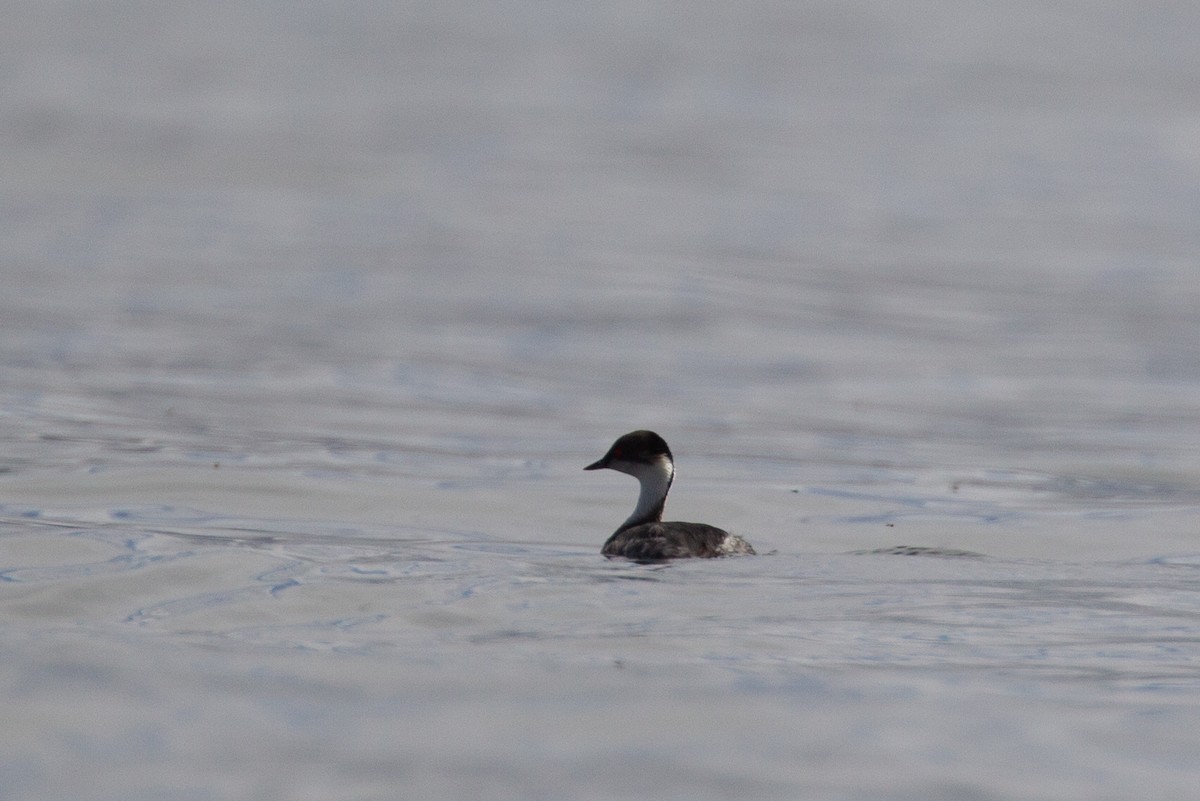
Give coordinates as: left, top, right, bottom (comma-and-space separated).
585, 430, 755, 561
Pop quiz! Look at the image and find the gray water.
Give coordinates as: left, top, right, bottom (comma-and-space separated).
4, 2, 1200, 799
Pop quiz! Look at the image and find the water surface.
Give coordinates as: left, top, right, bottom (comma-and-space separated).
3, 2, 1200, 799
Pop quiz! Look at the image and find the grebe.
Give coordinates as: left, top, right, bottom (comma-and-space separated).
584, 430, 755, 560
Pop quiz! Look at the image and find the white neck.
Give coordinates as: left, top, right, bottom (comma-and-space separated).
620, 456, 675, 531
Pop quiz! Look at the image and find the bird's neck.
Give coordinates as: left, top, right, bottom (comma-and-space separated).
619, 456, 675, 531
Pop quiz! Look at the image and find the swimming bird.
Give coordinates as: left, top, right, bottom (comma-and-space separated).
584, 430, 755, 560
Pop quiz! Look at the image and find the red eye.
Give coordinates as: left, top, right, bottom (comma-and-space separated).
612, 447, 622, 459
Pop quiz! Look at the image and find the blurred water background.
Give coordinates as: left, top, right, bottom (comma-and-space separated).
4, 2, 1200, 799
